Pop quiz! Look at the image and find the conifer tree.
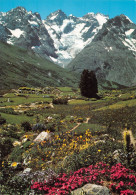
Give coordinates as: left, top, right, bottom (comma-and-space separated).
79, 69, 98, 98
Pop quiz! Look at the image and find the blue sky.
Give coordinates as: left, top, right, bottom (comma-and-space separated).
0, 0, 136, 23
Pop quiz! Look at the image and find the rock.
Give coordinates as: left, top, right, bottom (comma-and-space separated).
13, 140, 22, 147
49, 103, 54, 108
71, 183, 110, 195
33, 131, 53, 143
95, 140, 106, 144
101, 134, 109, 139
113, 149, 122, 163
23, 168, 32, 173
32, 123, 46, 131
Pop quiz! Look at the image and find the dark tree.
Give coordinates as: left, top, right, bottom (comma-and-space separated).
79, 69, 98, 98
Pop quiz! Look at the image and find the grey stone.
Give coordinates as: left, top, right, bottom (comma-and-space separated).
33, 131, 52, 143
23, 168, 32, 173
113, 149, 122, 163
71, 183, 110, 195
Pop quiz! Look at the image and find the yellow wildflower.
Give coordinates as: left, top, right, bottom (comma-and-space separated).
11, 162, 17, 167
2, 161, 4, 167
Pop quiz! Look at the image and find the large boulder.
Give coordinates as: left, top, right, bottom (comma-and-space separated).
33, 131, 53, 143
71, 183, 110, 195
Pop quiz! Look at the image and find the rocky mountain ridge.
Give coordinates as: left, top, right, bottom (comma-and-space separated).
67, 14, 136, 87
0, 7, 57, 60
43, 9, 108, 66
0, 7, 136, 87
0, 7, 108, 66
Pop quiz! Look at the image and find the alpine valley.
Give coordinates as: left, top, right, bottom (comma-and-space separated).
0, 6, 136, 88
1, 6, 136, 195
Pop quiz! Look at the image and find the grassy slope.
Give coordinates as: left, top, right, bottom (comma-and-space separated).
0, 41, 79, 89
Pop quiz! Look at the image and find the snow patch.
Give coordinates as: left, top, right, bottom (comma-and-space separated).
29, 20, 38, 25
7, 40, 13, 45
50, 56, 58, 62
125, 29, 135, 36
28, 11, 32, 14
0, 12, 6, 17
49, 14, 58, 20
122, 38, 136, 52
9, 29, 24, 38
125, 16, 133, 23
95, 13, 107, 26
87, 12, 95, 16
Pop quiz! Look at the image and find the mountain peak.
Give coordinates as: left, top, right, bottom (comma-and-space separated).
107, 14, 133, 27
46, 9, 67, 22
10, 6, 27, 13
83, 12, 108, 27
56, 9, 65, 14
83, 12, 95, 19
33, 12, 41, 20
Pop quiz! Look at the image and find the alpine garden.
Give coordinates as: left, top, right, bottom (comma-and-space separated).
1, 85, 136, 195
0, 6, 136, 195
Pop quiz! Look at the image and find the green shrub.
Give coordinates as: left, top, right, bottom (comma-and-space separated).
9, 141, 32, 162
60, 140, 123, 173
24, 110, 34, 117
21, 121, 32, 131
1, 125, 20, 139
0, 115, 6, 124
0, 138, 13, 159
0, 108, 18, 115
52, 98, 68, 105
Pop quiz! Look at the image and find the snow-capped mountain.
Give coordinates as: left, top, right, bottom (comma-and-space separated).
0, 7, 108, 67
67, 15, 136, 87
0, 7, 57, 59
44, 10, 108, 66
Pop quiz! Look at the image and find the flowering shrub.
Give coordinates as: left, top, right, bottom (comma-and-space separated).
31, 163, 136, 195
24, 130, 93, 170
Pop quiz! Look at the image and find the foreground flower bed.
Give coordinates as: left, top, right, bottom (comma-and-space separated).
31, 162, 136, 195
